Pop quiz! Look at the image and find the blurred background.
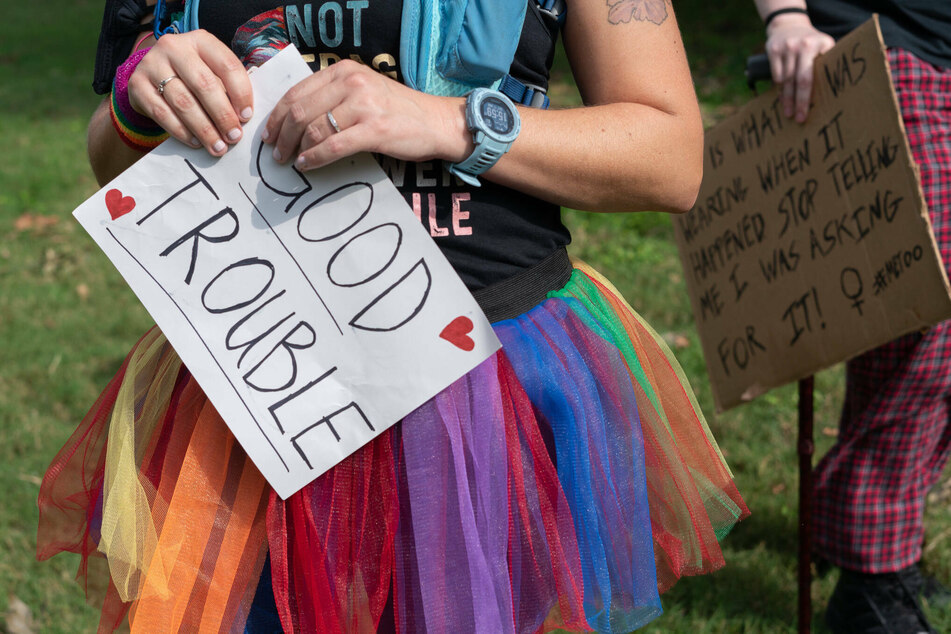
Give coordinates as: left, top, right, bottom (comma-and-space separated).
1, 1, 949, 631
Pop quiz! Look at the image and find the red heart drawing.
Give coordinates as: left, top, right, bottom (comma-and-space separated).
440, 316, 475, 351
105, 188, 136, 220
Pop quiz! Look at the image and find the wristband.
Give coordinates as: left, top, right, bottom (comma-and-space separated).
764, 7, 809, 29
110, 47, 169, 152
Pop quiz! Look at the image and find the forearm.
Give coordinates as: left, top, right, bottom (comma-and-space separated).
488, 102, 703, 214
88, 29, 159, 187
528, 0, 703, 214
87, 98, 149, 186
262, 0, 703, 214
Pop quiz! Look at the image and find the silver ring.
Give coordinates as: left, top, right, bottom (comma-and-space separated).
327, 110, 341, 133
156, 75, 180, 95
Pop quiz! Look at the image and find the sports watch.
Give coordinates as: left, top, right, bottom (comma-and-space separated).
448, 88, 521, 187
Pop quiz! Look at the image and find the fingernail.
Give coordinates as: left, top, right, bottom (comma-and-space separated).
213, 139, 227, 154
241, 107, 253, 120
296, 155, 308, 169
261, 128, 270, 142
190, 137, 201, 147
227, 128, 242, 142
272, 148, 282, 162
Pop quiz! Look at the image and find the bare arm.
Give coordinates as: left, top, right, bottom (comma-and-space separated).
88, 97, 147, 186
494, 0, 705, 213
264, 0, 704, 213
87, 29, 159, 186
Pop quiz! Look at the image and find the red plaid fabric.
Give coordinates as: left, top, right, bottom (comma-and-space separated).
813, 48, 951, 573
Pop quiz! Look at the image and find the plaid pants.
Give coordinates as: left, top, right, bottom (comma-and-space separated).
813, 48, 951, 574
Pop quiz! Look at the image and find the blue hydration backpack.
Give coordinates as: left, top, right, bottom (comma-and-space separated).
400, 0, 527, 95
399, 0, 565, 103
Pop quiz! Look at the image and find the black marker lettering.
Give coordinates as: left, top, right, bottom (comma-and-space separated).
729, 263, 749, 302
139, 158, 219, 225
297, 182, 373, 242
781, 287, 824, 346
717, 325, 766, 376
291, 402, 374, 469
840, 267, 865, 316
201, 257, 276, 313
224, 290, 294, 369
699, 283, 723, 321
350, 259, 432, 332
243, 321, 317, 392
255, 140, 314, 213
327, 223, 402, 288
817, 111, 846, 161
268, 366, 338, 433
161, 207, 239, 284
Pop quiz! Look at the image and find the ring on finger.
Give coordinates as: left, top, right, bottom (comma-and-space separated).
327, 110, 342, 133
156, 75, 180, 95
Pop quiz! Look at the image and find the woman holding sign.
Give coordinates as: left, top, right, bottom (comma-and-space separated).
38, 0, 748, 631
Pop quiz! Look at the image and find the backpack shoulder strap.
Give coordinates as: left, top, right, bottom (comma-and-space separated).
498, 0, 565, 109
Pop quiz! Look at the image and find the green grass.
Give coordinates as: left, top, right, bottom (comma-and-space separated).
2, 1, 950, 632
0, 1, 155, 630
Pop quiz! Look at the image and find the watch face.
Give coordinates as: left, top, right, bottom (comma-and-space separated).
479, 96, 514, 135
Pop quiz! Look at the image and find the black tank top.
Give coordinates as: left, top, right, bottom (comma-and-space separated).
199, 0, 571, 290
808, 0, 951, 68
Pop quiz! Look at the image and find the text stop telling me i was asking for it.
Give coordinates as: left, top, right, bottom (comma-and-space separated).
669, 22, 951, 409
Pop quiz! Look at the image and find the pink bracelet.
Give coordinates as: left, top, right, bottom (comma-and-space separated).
110, 47, 169, 151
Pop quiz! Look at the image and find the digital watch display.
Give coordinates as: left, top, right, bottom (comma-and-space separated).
448, 88, 521, 187
480, 97, 514, 135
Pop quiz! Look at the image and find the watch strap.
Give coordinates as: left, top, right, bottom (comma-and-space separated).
448, 89, 519, 187
450, 138, 508, 187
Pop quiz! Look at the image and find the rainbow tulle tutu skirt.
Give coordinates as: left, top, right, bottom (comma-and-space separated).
37, 260, 747, 633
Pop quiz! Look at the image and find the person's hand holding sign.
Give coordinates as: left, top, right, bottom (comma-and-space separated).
758, 2, 835, 122
130, 37, 471, 171
261, 59, 470, 172
128, 30, 255, 156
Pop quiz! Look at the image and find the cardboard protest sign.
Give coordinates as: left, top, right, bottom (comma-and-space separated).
673, 17, 951, 411
74, 46, 500, 498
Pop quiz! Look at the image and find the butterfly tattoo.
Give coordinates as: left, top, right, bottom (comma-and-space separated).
607, 0, 670, 25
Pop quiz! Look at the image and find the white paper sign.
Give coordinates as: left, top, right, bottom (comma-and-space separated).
75, 46, 500, 498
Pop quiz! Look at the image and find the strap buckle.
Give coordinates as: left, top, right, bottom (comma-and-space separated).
537, 0, 566, 25
499, 76, 550, 109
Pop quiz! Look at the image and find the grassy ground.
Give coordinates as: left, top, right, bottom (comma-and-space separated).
2, 1, 950, 632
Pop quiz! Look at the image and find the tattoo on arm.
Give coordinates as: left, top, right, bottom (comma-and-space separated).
607, 0, 669, 25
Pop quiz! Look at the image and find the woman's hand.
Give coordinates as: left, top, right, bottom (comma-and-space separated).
764, 12, 835, 122
128, 30, 254, 156
262, 59, 470, 171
